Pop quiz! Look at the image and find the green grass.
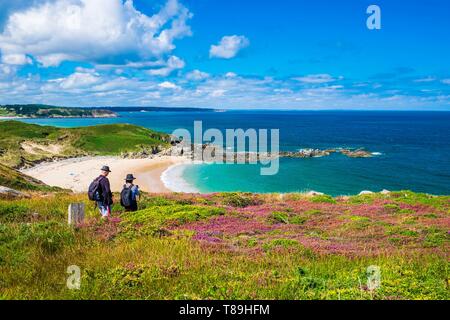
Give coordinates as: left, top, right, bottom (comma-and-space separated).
212, 192, 262, 208
0, 121, 171, 168
0, 192, 448, 300
310, 194, 336, 204
0, 163, 59, 192
72, 124, 169, 155
390, 191, 450, 208
269, 211, 307, 225
120, 204, 225, 238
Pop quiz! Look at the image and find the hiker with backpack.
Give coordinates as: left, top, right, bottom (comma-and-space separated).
120, 174, 140, 212
88, 166, 114, 218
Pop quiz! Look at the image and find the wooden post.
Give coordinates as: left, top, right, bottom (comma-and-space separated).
68, 203, 85, 225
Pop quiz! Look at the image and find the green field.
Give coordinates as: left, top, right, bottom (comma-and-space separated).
0, 121, 171, 168
0, 191, 448, 300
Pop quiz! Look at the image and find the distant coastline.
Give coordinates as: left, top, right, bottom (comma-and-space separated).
92, 106, 217, 112
0, 115, 117, 120
0, 104, 117, 119
0, 104, 218, 120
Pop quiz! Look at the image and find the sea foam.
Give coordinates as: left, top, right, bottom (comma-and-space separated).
161, 163, 200, 193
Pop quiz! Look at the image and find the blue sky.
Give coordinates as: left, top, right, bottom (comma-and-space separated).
0, 0, 449, 109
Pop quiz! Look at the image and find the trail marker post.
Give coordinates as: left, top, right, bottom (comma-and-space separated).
68, 203, 85, 225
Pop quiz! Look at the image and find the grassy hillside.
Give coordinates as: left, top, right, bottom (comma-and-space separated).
0, 104, 116, 118
0, 191, 448, 299
0, 121, 171, 168
0, 163, 58, 192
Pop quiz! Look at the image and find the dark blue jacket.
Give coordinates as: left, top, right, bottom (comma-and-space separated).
98, 176, 113, 206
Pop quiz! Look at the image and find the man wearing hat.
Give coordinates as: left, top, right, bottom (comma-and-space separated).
97, 165, 113, 217
120, 174, 140, 212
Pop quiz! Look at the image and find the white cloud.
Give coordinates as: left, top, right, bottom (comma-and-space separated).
95, 59, 166, 71
147, 55, 185, 76
91, 77, 135, 92
158, 81, 179, 89
50, 70, 101, 90
1, 53, 31, 65
274, 88, 293, 94
0, 63, 15, 77
442, 79, 450, 85
225, 72, 237, 78
414, 76, 436, 83
186, 69, 210, 81
210, 89, 226, 97
0, 0, 192, 67
209, 35, 249, 59
294, 74, 337, 84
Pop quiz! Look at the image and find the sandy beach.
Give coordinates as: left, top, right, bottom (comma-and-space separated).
21, 156, 192, 193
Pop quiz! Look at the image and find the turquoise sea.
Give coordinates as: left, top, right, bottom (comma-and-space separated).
21, 110, 450, 196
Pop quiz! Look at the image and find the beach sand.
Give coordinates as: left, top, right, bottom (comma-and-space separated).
22, 156, 191, 193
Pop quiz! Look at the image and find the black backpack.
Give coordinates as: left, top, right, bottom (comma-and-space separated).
88, 177, 103, 201
120, 185, 133, 208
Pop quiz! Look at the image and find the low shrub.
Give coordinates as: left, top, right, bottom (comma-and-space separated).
0, 202, 30, 222
214, 193, 261, 208
310, 195, 336, 204
269, 211, 289, 224
269, 211, 307, 225
289, 215, 308, 225
120, 205, 225, 238
263, 238, 299, 250
423, 227, 448, 248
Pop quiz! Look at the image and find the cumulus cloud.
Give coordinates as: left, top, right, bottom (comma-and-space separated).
46, 68, 101, 90
158, 81, 179, 89
294, 74, 338, 84
210, 89, 226, 97
209, 35, 249, 59
1, 53, 32, 65
0, 0, 192, 67
186, 69, 210, 81
147, 55, 185, 76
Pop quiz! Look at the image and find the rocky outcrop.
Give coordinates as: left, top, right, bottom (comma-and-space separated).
341, 149, 373, 158
281, 148, 373, 158
116, 137, 377, 163
120, 145, 170, 159
90, 110, 118, 118
0, 186, 29, 199
167, 143, 375, 162
280, 149, 336, 158
305, 191, 325, 196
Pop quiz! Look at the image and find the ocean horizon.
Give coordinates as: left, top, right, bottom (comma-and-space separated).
19, 110, 450, 196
